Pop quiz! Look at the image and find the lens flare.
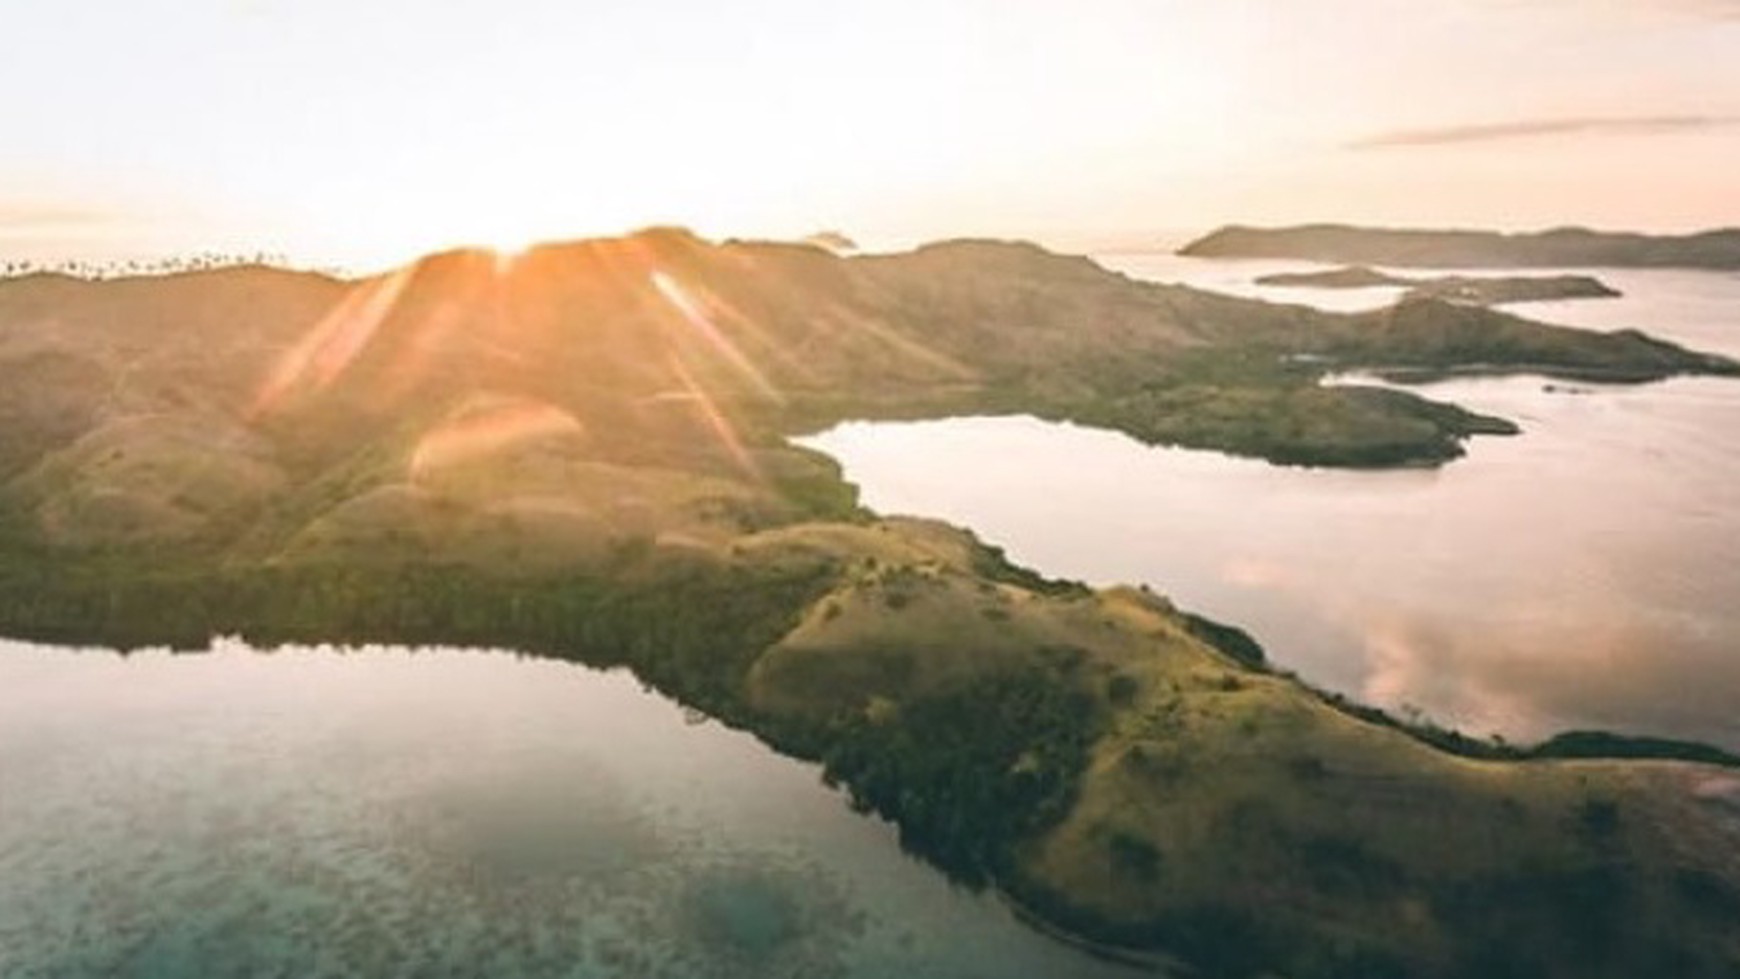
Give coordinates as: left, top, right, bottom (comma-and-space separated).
650, 270, 782, 402
664, 353, 760, 480
249, 265, 415, 419
409, 398, 587, 481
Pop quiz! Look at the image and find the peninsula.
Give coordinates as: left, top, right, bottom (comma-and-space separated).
1255, 266, 1621, 305
3, 230, 1738, 978
1181, 224, 1740, 269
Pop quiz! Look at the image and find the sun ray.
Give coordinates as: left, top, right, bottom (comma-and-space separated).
248, 264, 416, 420
664, 353, 760, 480
667, 249, 817, 384
649, 270, 784, 403
825, 303, 976, 380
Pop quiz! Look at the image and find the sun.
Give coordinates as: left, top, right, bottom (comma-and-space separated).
474, 220, 543, 260
283, 208, 560, 275
482, 233, 537, 276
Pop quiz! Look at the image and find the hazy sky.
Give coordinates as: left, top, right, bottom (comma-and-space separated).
3, 0, 1737, 266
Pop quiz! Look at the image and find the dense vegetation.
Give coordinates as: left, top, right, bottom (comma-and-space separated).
1060, 380, 1518, 467
817, 667, 1098, 884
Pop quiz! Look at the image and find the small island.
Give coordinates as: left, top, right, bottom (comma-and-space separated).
1181, 223, 1740, 269
802, 230, 860, 254
1255, 266, 1621, 305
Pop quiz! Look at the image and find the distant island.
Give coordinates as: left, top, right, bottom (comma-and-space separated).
1255, 266, 1621, 305
802, 230, 859, 254
1181, 223, 1740, 269
3, 230, 1738, 978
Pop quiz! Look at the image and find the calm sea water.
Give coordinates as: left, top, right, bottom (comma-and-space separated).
0, 642, 1152, 979
806, 255, 1740, 750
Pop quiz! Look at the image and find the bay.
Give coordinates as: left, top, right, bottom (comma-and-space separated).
804, 256, 1740, 749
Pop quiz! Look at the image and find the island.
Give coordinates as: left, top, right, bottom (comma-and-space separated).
2, 229, 1738, 978
1256, 266, 1621, 305
1180, 223, 1740, 269
802, 230, 859, 254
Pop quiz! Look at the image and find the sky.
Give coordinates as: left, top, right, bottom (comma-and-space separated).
2, 0, 1737, 268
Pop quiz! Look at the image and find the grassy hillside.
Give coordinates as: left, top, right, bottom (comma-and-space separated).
2, 230, 1738, 977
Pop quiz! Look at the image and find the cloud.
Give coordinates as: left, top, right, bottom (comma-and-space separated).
1677, 0, 1740, 15
1484, 0, 1740, 20
0, 201, 121, 231
1350, 114, 1739, 149
1617, 0, 1740, 18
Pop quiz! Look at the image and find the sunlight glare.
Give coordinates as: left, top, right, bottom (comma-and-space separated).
649, 270, 783, 402
664, 354, 760, 481
409, 398, 587, 481
248, 264, 416, 419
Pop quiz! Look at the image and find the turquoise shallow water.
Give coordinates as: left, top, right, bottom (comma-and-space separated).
0, 642, 1156, 979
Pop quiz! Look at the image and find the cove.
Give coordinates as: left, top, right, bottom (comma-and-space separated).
801, 257, 1740, 751
802, 381, 1740, 752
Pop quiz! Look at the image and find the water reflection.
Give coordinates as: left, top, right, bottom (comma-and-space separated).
805, 262, 1740, 751
0, 643, 1153, 978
